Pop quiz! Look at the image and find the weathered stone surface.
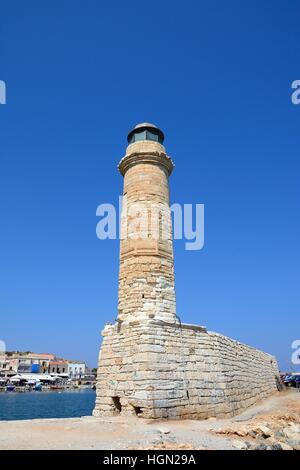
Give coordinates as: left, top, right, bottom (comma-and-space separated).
257, 425, 273, 438
232, 440, 248, 450
280, 442, 293, 450
117, 140, 176, 325
283, 426, 300, 440
254, 443, 268, 450
270, 443, 283, 450
93, 320, 280, 419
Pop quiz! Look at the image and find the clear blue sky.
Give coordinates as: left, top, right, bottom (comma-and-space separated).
1, 1, 299, 370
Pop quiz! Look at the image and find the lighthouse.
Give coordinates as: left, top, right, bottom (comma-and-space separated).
93, 123, 280, 420
117, 123, 176, 325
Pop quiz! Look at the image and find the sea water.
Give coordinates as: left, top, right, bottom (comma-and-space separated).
0, 389, 96, 421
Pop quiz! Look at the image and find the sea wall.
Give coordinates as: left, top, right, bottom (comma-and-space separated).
93, 320, 281, 419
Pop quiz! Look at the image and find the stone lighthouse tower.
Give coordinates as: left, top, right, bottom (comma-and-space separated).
118, 123, 176, 325
93, 123, 280, 420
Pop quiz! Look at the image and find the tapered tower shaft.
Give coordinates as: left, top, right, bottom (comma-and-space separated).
117, 123, 176, 324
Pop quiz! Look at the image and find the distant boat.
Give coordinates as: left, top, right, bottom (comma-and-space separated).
34, 383, 42, 391
50, 384, 64, 390
6, 384, 15, 392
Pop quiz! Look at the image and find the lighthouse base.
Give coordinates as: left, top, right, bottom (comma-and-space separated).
93, 319, 281, 419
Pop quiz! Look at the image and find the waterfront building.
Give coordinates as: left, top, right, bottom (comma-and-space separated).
67, 361, 86, 378
3, 352, 55, 375
0, 352, 89, 380
48, 360, 68, 376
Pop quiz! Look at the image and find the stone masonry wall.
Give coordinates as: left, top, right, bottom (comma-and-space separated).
93, 320, 280, 419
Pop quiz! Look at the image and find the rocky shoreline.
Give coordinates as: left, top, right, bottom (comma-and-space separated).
0, 389, 298, 450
